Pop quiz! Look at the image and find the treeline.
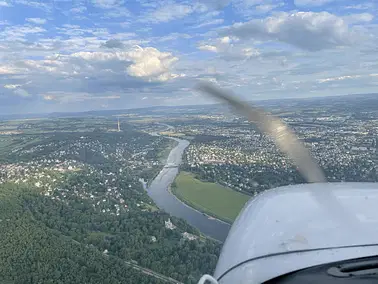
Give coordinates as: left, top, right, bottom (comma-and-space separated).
183, 156, 378, 196
0, 183, 164, 284
182, 163, 305, 195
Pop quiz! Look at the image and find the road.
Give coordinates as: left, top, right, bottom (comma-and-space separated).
125, 260, 183, 284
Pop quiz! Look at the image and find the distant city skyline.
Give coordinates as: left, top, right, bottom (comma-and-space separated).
1, 0, 378, 114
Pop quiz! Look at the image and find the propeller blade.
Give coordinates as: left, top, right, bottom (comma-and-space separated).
196, 82, 326, 183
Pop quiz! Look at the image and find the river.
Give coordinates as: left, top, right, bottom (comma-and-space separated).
146, 137, 231, 242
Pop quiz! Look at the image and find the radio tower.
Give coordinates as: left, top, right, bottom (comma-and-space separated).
117, 117, 121, 132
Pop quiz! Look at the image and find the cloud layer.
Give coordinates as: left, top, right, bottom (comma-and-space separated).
221, 12, 359, 51
0, 0, 378, 114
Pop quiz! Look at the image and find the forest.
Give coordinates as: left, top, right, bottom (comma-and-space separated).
0, 183, 166, 284
0, 121, 221, 284
0, 179, 220, 283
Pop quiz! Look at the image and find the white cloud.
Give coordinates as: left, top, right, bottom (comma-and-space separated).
2, 0, 378, 113
193, 19, 224, 28
317, 75, 361, 83
221, 12, 355, 51
143, 4, 193, 23
0, 1, 11, 7
125, 47, 180, 81
234, 0, 265, 5
343, 13, 374, 24
91, 0, 124, 9
232, 0, 284, 16
13, 88, 30, 97
200, 0, 230, 10
0, 66, 22, 74
198, 37, 231, 52
26, 18, 47, 25
4, 84, 21, 89
102, 7, 130, 18
316, 73, 378, 83
199, 45, 218, 52
344, 3, 375, 10
70, 6, 87, 13
0, 25, 47, 41
65, 46, 181, 82
14, 0, 51, 11
220, 36, 231, 44
294, 0, 336, 7
198, 36, 260, 60
255, 3, 282, 13
157, 33, 192, 42
42, 92, 121, 103
43, 94, 55, 101
17, 26, 46, 34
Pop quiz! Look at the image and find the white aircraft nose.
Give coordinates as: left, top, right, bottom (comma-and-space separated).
213, 183, 378, 284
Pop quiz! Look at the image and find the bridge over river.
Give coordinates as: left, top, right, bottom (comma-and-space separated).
146, 136, 231, 242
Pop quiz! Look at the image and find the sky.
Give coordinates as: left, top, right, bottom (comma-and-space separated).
0, 0, 377, 114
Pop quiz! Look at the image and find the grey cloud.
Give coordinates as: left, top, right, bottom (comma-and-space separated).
0, 46, 182, 111
101, 39, 125, 49
220, 12, 355, 51
343, 13, 374, 24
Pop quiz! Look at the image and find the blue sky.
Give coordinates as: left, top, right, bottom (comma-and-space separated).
0, 0, 377, 114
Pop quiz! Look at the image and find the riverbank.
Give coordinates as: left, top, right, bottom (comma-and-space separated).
146, 137, 231, 241
143, 139, 179, 188
158, 139, 179, 164
171, 172, 250, 224
167, 183, 231, 226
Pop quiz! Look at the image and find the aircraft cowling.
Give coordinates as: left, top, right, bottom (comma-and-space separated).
214, 183, 378, 283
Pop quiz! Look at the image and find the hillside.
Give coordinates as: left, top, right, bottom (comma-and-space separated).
0, 183, 163, 284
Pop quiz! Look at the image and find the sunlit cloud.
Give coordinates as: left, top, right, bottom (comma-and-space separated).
0, 0, 377, 113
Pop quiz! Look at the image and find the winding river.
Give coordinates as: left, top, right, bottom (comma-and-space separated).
146, 137, 231, 242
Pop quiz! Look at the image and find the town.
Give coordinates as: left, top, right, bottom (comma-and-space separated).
133, 94, 378, 197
